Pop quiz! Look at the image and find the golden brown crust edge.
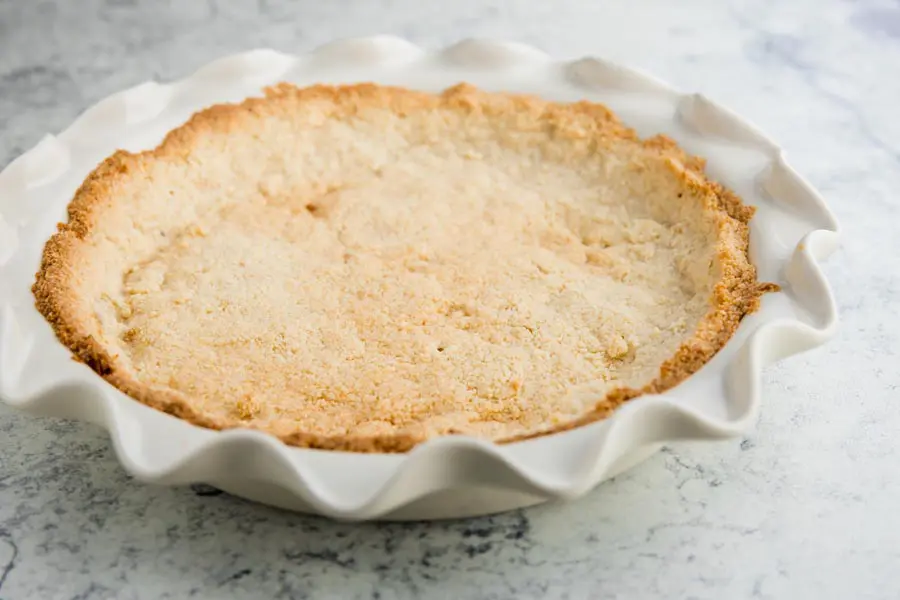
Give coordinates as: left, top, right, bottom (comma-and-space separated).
32, 82, 777, 453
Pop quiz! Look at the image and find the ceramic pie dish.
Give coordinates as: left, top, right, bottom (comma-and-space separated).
0, 37, 839, 520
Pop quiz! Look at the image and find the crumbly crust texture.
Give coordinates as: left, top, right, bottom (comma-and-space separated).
33, 83, 770, 452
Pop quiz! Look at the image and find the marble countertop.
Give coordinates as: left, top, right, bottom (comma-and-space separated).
1, 0, 898, 598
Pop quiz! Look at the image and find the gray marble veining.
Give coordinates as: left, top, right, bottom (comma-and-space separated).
1, 0, 899, 598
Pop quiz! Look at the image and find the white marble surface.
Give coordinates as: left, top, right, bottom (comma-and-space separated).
0, 0, 898, 598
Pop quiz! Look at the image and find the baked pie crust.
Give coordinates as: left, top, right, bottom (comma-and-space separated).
33, 83, 772, 452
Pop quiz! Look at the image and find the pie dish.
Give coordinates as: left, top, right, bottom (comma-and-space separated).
33, 82, 770, 452
0, 38, 838, 519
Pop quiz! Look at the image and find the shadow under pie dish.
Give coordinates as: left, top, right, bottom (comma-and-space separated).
32, 82, 773, 453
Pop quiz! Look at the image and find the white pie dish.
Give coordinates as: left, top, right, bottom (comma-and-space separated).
0, 36, 839, 521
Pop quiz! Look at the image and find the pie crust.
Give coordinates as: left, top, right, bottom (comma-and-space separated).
33, 83, 772, 452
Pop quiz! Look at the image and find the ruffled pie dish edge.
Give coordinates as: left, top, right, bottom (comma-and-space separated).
0, 37, 839, 520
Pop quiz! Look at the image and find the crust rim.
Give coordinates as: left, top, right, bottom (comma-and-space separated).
32, 83, 773, 453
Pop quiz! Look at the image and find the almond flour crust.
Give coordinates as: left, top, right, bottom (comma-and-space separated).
33, 83, 774, 453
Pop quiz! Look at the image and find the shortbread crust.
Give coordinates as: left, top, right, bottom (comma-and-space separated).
33, 83, 771, 452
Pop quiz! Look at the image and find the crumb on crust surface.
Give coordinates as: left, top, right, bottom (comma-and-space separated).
32, 83, 775, 453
